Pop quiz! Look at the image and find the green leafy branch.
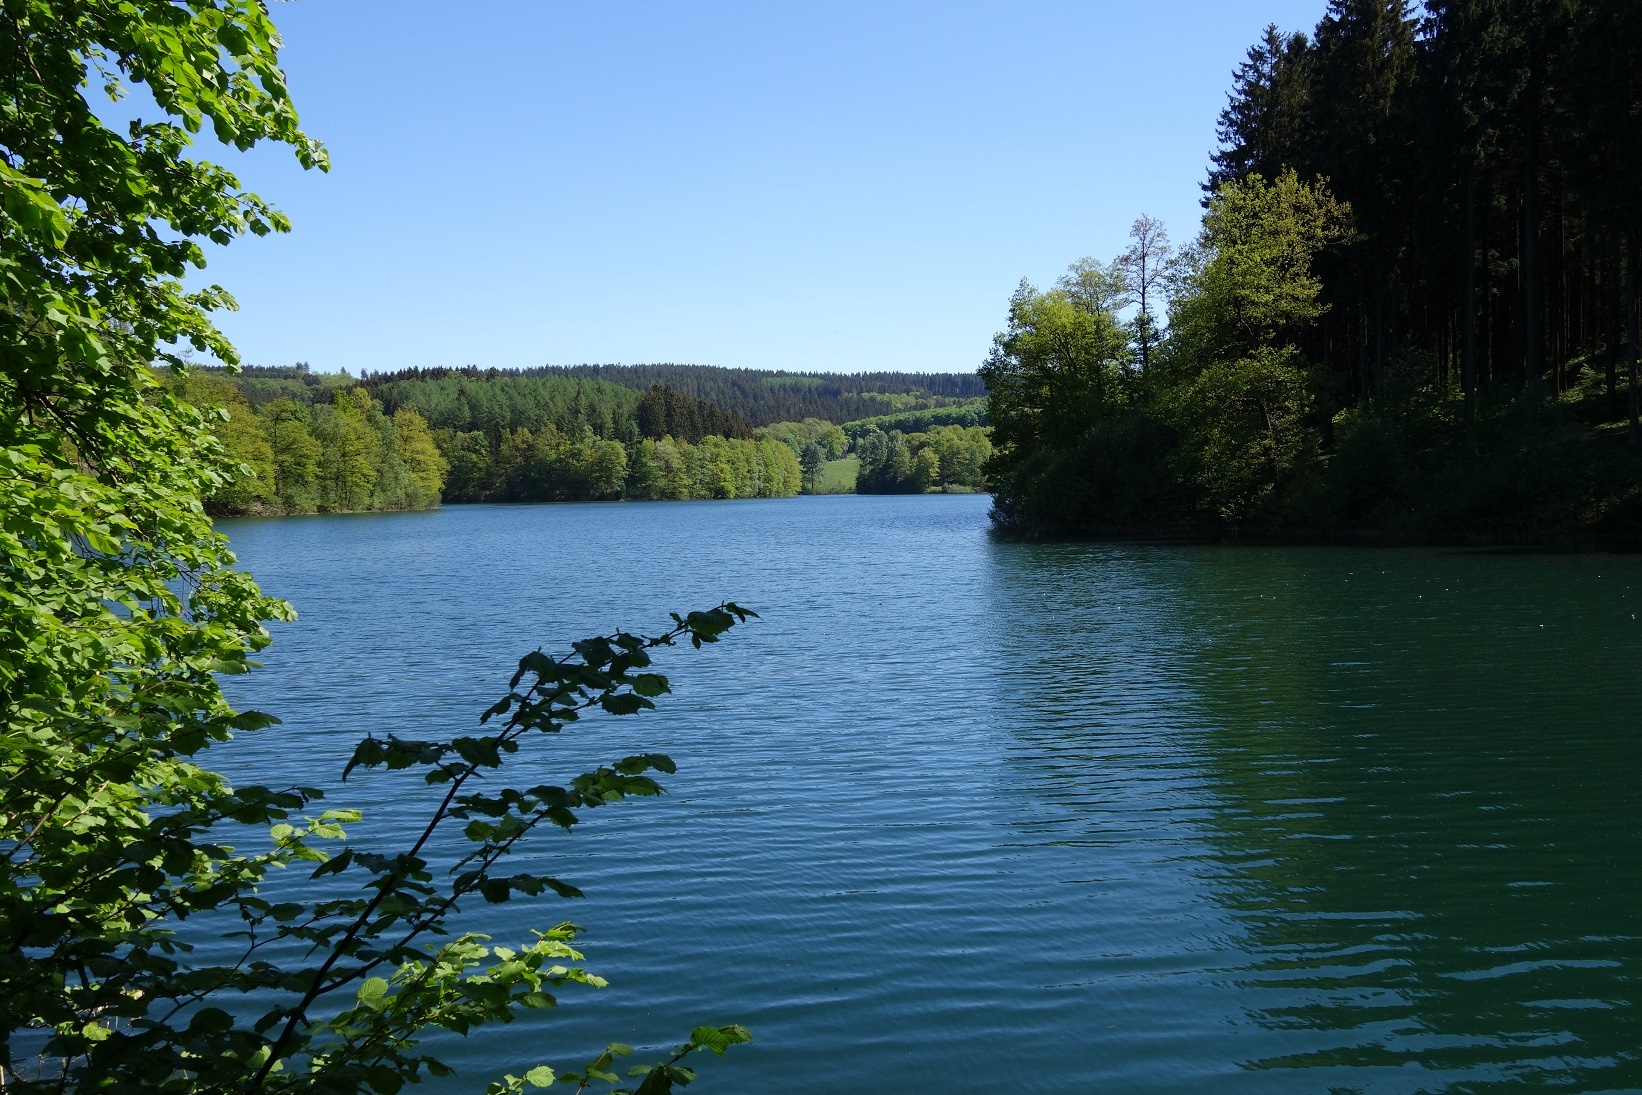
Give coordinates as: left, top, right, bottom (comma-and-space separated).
236, 604, 758, 1092
5, 2, 754, 1091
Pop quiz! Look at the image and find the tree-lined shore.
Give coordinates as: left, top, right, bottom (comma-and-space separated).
985, 0, 1642, 543
9, 0, 1642, 1092
187, 366, 992, 513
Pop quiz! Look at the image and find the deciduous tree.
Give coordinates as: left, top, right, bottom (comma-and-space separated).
1, 3, 750, 1091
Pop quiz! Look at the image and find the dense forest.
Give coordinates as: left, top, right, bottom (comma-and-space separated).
194, 365, 992, 509
364, 364, 987, 426
187, 368, 805, 510
855, 425, 993, 494
987, 0, 1642, 541
842, 400, 989, 437
170, 371, 449, 515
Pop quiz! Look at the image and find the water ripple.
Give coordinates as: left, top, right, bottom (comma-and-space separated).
214, 497, 1642, 1093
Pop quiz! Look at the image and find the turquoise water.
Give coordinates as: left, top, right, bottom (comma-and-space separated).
220, 495, 1642, 1093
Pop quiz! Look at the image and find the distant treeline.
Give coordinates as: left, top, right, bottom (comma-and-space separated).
362, 371, 643, 441
199, 365, 995, 506
635, 382, 754, 441
192, 367, 802, 505
854, 425, 992, 494
172, 372, 448, 516
441, 428, 801, 503
210, 363, 354, 408
841, 399, 988, 439
357, 364, 986, 426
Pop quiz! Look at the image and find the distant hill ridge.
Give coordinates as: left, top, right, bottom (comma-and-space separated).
358, 364, 986, 427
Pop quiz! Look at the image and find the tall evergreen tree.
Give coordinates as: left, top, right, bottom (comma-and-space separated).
1208, 24, 1314, 191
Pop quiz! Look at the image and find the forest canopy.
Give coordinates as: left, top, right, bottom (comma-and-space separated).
196, 366, 992, 509
360, 364, 986, 427
986, 0, 1642, 542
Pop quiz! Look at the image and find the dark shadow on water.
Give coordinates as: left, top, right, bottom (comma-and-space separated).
985, 541, 1642, 1092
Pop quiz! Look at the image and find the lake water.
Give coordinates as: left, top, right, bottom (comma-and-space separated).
219, 495, 1642, 1094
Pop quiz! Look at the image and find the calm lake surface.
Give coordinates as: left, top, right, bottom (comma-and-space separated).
219, 495, 1642, 1094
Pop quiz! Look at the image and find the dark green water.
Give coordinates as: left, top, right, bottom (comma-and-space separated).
221, 495, 1642, 1093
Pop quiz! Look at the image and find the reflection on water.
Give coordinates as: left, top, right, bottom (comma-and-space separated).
220, 499, 1642, 1093
1172, 550, 1642, 1090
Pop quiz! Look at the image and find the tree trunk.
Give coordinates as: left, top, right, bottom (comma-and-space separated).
1374, 287, 1385, 391
1523, 74, 1543, 386
1137, 272, 1151, 378
1464, 164, 1478, 442
1629, 235, 1639, 449
1357, 287, 1369, 403
1608, 242, 1620, 414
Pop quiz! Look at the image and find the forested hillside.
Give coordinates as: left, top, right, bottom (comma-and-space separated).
198, 365, 994, 507
363, 370, 644, 440
854, 425, 993, 495
1207, 1, 1636, 415
171, 371, 449, 516
840, 399, 987, 435
407, 364, 988, 425
987, 0, 1642, 542
191, 367, 803, 510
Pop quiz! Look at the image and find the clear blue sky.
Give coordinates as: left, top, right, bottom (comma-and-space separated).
203, 1, 1331, 376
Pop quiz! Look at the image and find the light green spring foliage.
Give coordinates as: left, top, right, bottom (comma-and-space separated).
853, 425, 992, 494
981, 275, 1133, 462
984, 171, 1352, 528
1, 0, 313, 1081
624, 434, 801, 501
758, 418, 846, 493
760, 418, 848, 461
839, 398, 989, 437
171, 374, 448, 514
1, 2, 749, 1091
441, 427, 801, 503
1167, 170, 1351, 367
1161, 171, 1351, 520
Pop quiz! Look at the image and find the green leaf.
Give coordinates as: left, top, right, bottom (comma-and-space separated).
632, 673, 670, 697
600, 693, 652, 716
453, 736, 503, 767
632, 1067, 674, 1095
358, 976, 390, 1010
309, 847, 353, 878
690, 1024, 753, 1056
0, 162, 70, 249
